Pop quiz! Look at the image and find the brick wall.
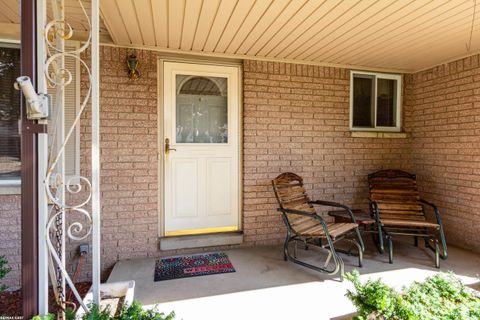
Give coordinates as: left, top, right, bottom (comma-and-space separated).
242, 60, 412, 245
0, 194, 21, 289
406, 55, 480, 253
75, 47, 160, 280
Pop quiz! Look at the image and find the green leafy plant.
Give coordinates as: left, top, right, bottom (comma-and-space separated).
345, 270, 411, 320
32, 315, 55, 320
0, 255, 11, 292
346, 270, 480, 320
36, 300, 175, 320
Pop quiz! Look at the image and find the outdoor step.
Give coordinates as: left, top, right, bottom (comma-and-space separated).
159, 232, 243, 250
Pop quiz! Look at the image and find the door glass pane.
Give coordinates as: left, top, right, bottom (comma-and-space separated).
176, 75, 228, 143
376, 78, 397, 127
352, 75, 374, 128
0, 47, 21, 179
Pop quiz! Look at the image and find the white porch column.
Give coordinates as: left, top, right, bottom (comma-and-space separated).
91, 0, 101, 305
37, 0, 49, 315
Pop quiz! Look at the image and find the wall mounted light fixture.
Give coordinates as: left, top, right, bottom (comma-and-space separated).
126, 53, 140, 80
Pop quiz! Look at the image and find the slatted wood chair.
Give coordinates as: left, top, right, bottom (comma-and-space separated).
368, 169, 448, 267
272, 172, 364, 280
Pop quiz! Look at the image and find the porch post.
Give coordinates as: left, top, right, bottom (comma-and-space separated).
91, 0, 101, 305
36, 0, 49, 315
20, 0, 39, 317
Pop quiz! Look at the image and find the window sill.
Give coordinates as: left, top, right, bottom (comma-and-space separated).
0, 179, 21, 195
350, 131, 408, 139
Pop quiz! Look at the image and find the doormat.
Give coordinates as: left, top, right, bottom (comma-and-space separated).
154, 252, 235, 281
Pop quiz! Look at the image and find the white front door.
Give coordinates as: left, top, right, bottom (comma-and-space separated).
162, 61, 240, 236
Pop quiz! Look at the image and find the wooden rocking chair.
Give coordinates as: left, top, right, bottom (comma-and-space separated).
368, 169, 448, 267
272, 172, 364, 279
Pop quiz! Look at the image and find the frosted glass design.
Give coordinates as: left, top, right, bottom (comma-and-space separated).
176, 75, 228, 143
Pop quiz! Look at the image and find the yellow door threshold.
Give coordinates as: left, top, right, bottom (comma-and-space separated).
164, 226, 238, 237
160, 231, 243, 250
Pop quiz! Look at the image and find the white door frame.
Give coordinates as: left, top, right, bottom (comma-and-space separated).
157, 57, 243, 237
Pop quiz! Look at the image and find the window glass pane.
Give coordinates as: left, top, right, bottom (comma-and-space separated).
176, 75, 228, 143
352, 75, 374, 128
0, 47, 21, 179
377, 78, 397, 127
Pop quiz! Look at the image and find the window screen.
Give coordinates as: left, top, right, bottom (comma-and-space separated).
377, 78, 397, 127
0, 46, 21, 179
352, 75, 374, 128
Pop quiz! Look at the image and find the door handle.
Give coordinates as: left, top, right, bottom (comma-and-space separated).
165, 138, 176, 154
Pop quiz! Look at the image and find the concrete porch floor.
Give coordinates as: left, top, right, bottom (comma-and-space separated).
107, 239, 480, 320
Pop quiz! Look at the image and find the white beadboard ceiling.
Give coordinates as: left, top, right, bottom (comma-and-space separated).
98, 0, 480, 72
1, 0, 480, 72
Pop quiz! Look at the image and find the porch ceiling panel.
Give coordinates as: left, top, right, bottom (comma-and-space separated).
0, 0, 112, 42
98, 0, 480, 72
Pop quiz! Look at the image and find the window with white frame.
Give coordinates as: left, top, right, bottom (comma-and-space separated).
350, 71, 402, 132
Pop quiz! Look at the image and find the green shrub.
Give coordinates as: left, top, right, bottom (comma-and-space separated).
346, 270, 480, 320
0, 255, 11, 292
34, 301, 175, 320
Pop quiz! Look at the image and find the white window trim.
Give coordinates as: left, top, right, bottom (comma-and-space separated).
349, 70, 402, 132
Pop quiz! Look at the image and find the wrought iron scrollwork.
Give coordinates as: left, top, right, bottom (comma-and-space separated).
43, 0, 94, 312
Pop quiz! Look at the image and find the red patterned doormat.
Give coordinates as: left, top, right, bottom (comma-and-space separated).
154, 252, 235, 281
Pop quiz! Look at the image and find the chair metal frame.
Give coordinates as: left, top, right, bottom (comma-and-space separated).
368, 170, 448, 268
272, 173, 364, 280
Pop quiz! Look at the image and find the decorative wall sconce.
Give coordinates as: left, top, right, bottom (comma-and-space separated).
126, 53, 140, 79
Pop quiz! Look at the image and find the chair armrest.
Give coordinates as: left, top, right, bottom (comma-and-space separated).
420, 199, 443, 225
420, 199, 448, 259
277, 208, 330, 234
309, 200, 357, 224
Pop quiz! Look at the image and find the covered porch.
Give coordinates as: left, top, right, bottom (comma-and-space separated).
0, 0, 480, 319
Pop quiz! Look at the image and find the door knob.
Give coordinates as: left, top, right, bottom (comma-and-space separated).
165, 138, 176, 154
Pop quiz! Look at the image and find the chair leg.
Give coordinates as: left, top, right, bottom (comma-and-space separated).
373, 225, 385, 254
425, 235, 442, 268
357, 242, 363, 268
414, 235, 418, 247
387, 235, 393, 264
434, 239, 440, 268
438, 227, 448, 260
283, 234, 290, 261
343, 238, 363, 268
338, 256, 345, 281
324, 251, 332, 268
354, 226, 365, 253
325, 236, 344, 281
